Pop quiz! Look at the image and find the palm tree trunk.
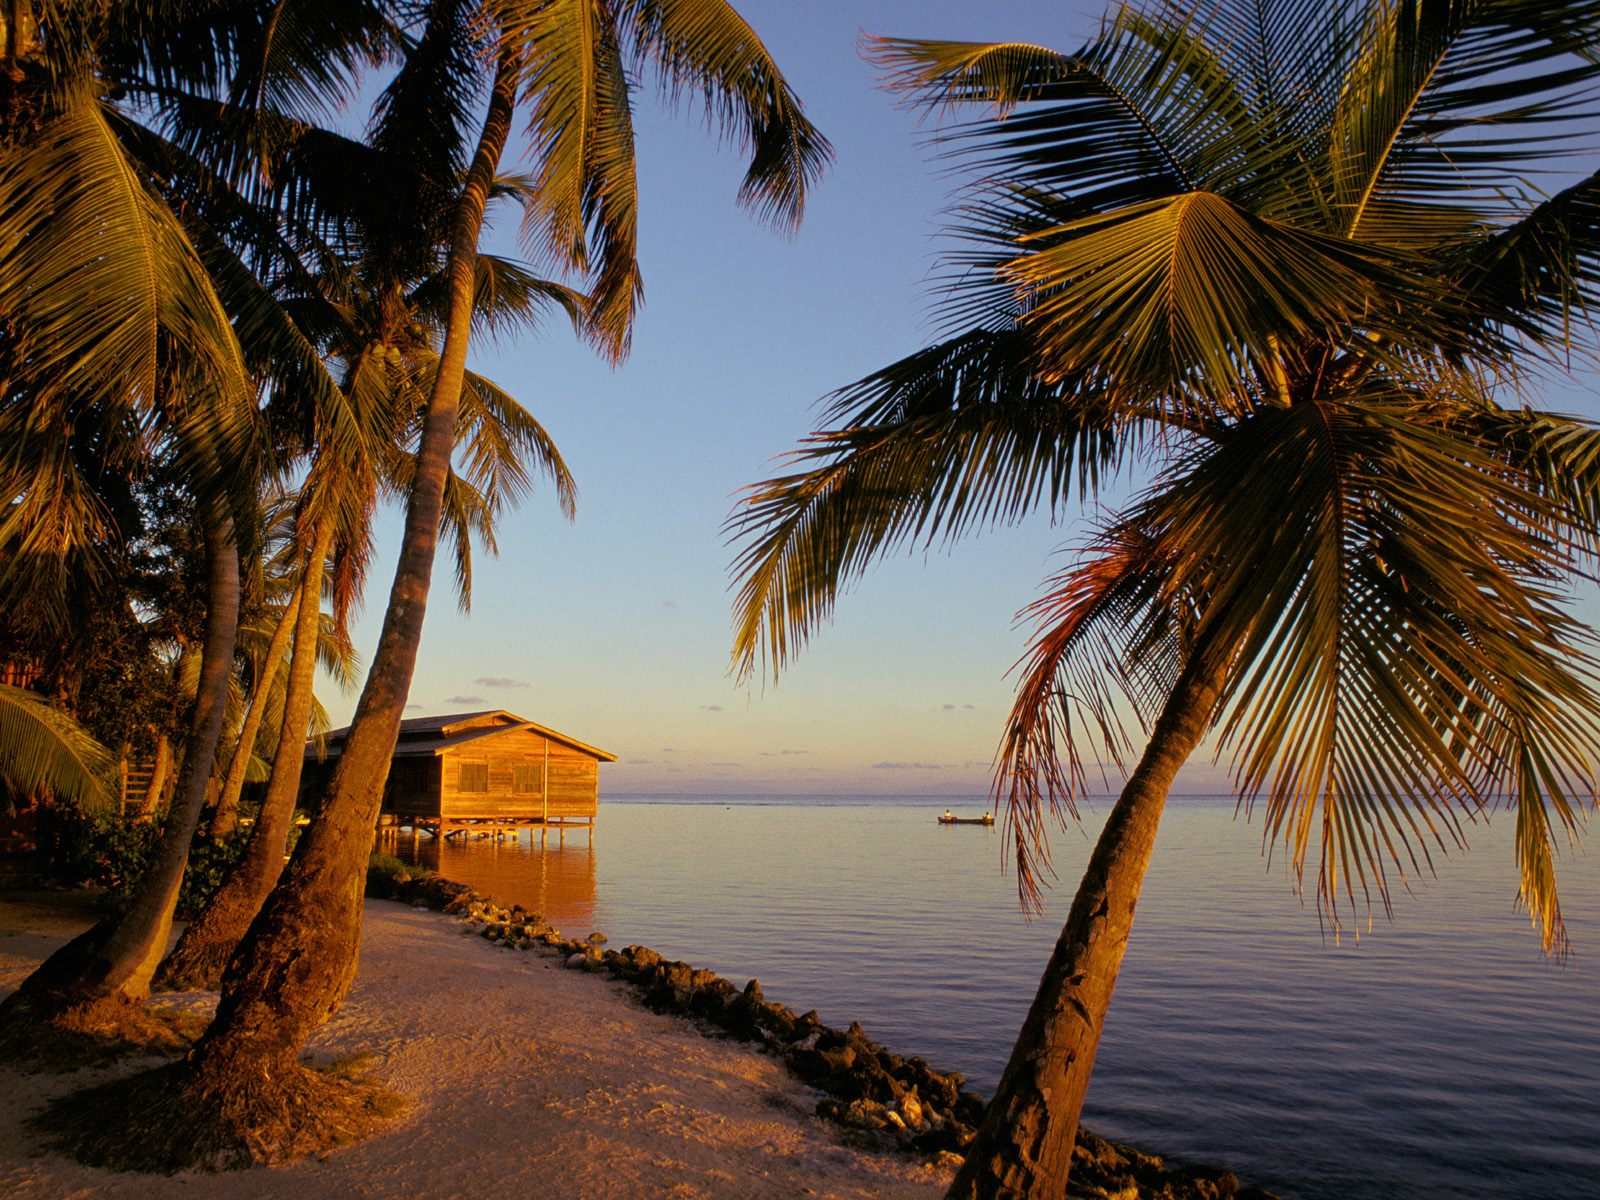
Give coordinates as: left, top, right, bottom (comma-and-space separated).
0, 495, 240, 1033
137, 731, 172, 817
945, 642, 1230, 1200
171, 49, 518, 1126
158, 522, 332, 989
208, 582, 301, 840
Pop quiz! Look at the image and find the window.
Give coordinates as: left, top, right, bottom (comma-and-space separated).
458, 760, 488, 792
513, 763, 539, 794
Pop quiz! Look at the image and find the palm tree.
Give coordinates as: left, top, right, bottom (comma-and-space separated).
731, 2, 1600, 1196
159, 172, 580, 989
41, 0, 828, 1170
0, 0, 385, 1048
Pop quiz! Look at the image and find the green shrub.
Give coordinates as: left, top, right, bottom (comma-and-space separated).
175, 833, 249, 918
44, 806, 250, 917
365, 850, 434, 900
49, 809, 164, 893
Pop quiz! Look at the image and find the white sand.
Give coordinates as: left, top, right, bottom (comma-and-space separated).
0, 898, 953, 1199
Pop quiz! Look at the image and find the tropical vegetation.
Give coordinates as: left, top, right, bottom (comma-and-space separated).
2, 0, 827, 1171
731, 1, 1600, 1196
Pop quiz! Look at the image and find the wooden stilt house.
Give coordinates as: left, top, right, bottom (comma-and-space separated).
307, 710, 615, 839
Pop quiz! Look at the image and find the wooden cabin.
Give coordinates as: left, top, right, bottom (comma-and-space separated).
307, 710, 615, 840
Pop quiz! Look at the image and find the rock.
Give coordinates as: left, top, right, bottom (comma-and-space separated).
899, 1093, 924, 1128
623, 945, 662, 970
753, 1000, 798, 1041
820, 1097, 889, 1130
688, 978, 737, 1018
884, 1111, 906, 1130
1172, 1165, 1241, 1198
564, 952, 589, 970
586, 931, 607, 946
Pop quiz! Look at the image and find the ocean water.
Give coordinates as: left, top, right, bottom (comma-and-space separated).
387, 796, 1600, 1200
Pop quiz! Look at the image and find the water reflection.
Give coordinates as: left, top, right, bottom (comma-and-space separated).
384, 827, 598, 931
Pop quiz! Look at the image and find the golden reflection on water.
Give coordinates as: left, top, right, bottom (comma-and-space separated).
385, 828, 598, 932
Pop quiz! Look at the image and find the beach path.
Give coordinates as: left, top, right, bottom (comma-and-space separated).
0, 896, 951, 1199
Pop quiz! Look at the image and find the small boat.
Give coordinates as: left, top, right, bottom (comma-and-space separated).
937, 812, 995, 826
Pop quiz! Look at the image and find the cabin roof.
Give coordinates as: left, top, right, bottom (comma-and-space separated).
315, 710, 616, 763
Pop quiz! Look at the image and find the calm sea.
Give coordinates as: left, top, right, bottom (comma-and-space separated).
387, 796, 1600, 1200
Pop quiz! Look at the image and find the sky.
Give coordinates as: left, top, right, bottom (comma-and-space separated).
325, 1, 1600, 799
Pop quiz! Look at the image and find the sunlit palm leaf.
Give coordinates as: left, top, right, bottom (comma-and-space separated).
622, 0, 831, 228
0, 685, 116, 815
0, 89, 248, 418
998, 519, 1189, 908
730, 329, 1135, 682
1007, 192, 1415, 407
1327, 0, 1600, 245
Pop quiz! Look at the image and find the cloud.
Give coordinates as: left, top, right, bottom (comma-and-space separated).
624, 758, 654, 765
700, 704, 724, 713
475, 676, 528, 689
871, 761, 946, 771
757, 749, 810, 758
707, 761, 742, 768
447, 694, 485, 705
662, 747, 676, 754
942, 703, 956, 711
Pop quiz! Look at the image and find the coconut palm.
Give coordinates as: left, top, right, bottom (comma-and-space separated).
39, 0, 827, 1169
0, 0, 388, 1047
159, 175, 581, 989
732, 2, 1600, 1195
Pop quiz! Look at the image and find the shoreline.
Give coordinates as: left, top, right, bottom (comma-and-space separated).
367, 866, 1277, 1200
0, 877, 1277, 1199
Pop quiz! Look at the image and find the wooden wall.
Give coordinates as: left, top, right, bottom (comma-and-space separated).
383, 757, 442, 818
438, 728, 600, 821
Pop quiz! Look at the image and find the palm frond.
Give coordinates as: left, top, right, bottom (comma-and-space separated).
0, 88, 249, 419
1007, 192, 1418, 409
1327, 0, 1600, 245
998, 519, 1189, 908
1152, 395, 1600, 947
407, 253, 588, 340
497, 0, 641, 357
729, 329, 1137, 682
457, 366, 579, 519
1449, 169, 1600, 354
622, 0, 832, 229
0, 685, 116, 814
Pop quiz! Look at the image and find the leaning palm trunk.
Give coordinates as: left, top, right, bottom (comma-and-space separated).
207, 584, 301, 839
0, 497, 240, 1048
946, 645, 1229, 1200
157, 523, 333, 990
137, 730, 173, 817
56, 56, 526, 1168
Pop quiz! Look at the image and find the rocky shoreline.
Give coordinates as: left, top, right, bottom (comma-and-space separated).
366, 864, 1280, 1200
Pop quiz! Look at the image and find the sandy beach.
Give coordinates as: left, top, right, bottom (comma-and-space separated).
0, 895, 953, 1200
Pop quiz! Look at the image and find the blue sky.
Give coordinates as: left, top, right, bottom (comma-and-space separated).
327, 1, 1600, 798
